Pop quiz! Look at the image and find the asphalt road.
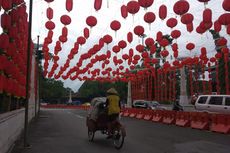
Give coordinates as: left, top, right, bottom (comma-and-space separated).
12, 108, 230, 153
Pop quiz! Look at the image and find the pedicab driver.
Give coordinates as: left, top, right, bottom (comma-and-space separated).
105, 88, 121, 138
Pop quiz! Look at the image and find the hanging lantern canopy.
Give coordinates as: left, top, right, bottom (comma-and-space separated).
60, 15, 71, 25
45, 21, 55, 30
86, 16, 97, 28
145, 38, 154, 47
186, 43, 195, 51
138, 0, 154, 9
218, 13, 230, 25
159, 5, 167, 20
203, 8, 212, 23
121, 5, 128, 19
127, 32, 133, 43
46, 7, 53, 20
66, 0, 73, 12
94, 0, 102, 11
134, 25, 144, 36
166, 18, 178, 28
173, 0, 190, 16
223, 0, 230, 12
181, 13, 194, 25
171, 30, 181, 39
127, 1, 140, 15
118, 40, 127, 49
144, 12, 156, 29
83, 27, 89, 39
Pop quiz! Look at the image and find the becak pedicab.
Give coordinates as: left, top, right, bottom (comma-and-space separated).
86, 97, 126, 149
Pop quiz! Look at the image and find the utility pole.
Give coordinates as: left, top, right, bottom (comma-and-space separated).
24, 0, 33, 148
35, 35, 40, 117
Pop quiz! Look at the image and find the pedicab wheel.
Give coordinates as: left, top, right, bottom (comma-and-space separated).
113, 129, 125, 149
88, 129, 95, 142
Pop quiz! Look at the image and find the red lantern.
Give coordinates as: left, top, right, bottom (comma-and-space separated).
45, 0, 54, 3
59, 36, 67, 43
94, 0, 102, 11
171, 43, 178, 51
186, 23, 193, 32
138, 0, 154, 9
121, 5, 128, 19
159, 5, 167, 20
136, 44, 144, 52
161, 50, 169, 57
159, 39, 169, 48
171, 30, 181, 39
45, 21, 55, 30
166, 18, 178, 28
103, 34, 113, 44
2, 0, 12, 10
214, 21, 221, 32
127, 1, 140, 15
66, 0, 73, 12
173, 0, 190, 16
186, 43, 195, 51
223, 0, 230, 12
198, 0, 210, 4
218, 13, 230, 25
203, 8, 212, 23
150, 45, 156, 54
60, 15, 71, 25
141, 51, 149, 58
46, 7, 53, 20
62, 27, 68, 36
210, 57, 216, 63
86, 16, 97, 28
181, 13, 194, 25
77, 36, 86, 45
118, 40, 127, 49
144, 12, 156, 29
134, 25, 144, 36
127, 32, 133, 43
217, 37, 227, 46
156, 31, 163, 42
1, 13, 11, 29
110, 20, 121, 31
112, 45, 120, 53
84, 27, 89, 39
133, 55, 141, 60
145, 38, 154, 47
227, 24, 230, 35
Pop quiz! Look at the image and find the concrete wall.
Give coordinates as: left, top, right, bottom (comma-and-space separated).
0, 56, 38, 153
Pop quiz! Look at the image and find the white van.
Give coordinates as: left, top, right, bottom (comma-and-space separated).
195, 95, 230, 114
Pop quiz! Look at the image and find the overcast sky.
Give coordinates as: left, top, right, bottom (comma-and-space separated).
22, 0, 230, 92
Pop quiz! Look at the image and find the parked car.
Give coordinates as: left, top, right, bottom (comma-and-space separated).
132, 100, 166, 110
195, 95, 230, 114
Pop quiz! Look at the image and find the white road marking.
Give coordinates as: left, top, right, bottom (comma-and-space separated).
67, 111, 85, 119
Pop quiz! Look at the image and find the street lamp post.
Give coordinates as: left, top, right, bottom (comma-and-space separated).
24, 0, 33, 148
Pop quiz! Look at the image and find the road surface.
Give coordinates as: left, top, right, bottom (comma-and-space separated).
12, 108, 230, 153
